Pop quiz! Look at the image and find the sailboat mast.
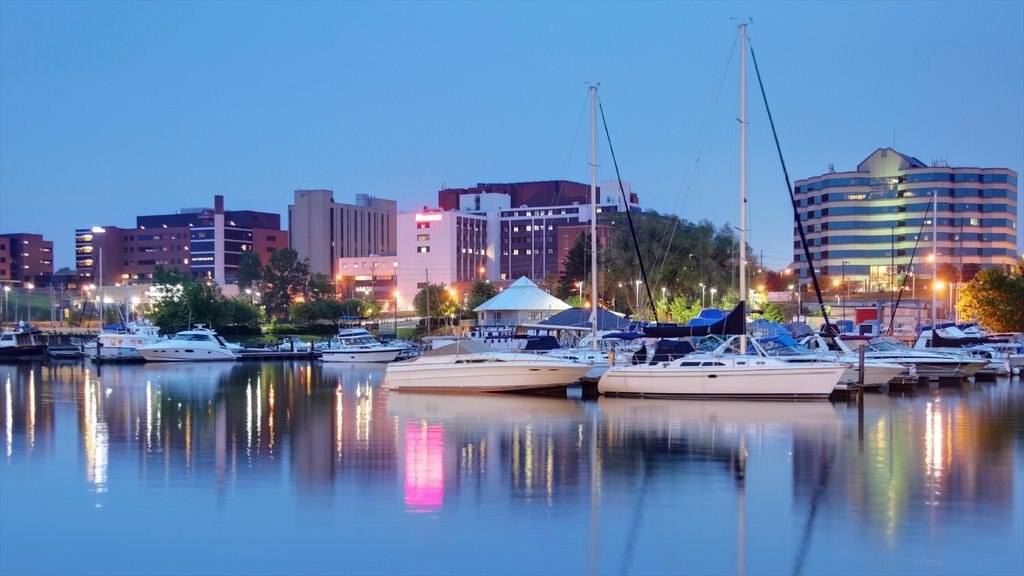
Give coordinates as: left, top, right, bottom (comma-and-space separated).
739, 23, 748, 355
589, 84, 599, 350
931, 189, 937, 329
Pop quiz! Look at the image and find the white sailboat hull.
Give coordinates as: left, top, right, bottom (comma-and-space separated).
599, 358, 845, 400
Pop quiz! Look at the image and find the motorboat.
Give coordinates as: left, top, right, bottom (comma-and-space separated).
0, 323, 48, 360
384, 339, 591, 393
750, 334, 908, 389
320, 327, 405, 363
801, 333, 989, 380
84, 318, 162, 362
914, 324, 1010, 376
136, 325, 238, 362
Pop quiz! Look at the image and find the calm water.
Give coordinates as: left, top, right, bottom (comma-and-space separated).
1, 361, 1022, 576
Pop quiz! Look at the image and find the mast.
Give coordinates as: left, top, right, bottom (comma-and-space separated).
738, 23, 748, 355
931, 190, 937, 330
589, 84, 599, 350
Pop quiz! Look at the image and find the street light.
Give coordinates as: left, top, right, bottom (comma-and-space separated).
710, 287, 717, 308
699, 282, 706, 308
245, 288, 253, 305
841, 260, 849, 324
393, 290, 399, 337
26, 283, 34, 325
2, 285, 9, 327
634, 280, 641, 316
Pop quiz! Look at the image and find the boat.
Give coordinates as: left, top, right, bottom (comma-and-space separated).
83, 317, 162, 362
320, 327, 406, 363
384, 339, 591, 394
743, 334, 908, 389
599, 25, 846, 400
136, 324, 238, 362
0, 322, 48, 360
913, 324, 1010, 376
800, 333, 989, 380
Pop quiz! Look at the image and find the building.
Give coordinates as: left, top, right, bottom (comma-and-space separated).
439, 180, 639, 282
0, 233, 54, 287
289, 190, 397, 280
75, 195, 287, 287
793, 148, 1018, 303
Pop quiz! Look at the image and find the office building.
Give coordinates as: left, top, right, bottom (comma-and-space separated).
793, 148, 1018, 297
289, 190, 397, 280
439, 180, 639, 282
75, 195, 287, 286
0, 233, 54, 287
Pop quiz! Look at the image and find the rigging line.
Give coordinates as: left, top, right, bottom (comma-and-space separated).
652, 34, 739, 287
749, 40, 835, 333
555, 90, 592, 205
598, 96, 659, 322
672, 29, 739, 216
887, 201, 934, 333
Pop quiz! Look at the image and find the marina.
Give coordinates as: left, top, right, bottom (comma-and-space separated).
1, 359, 1021, 575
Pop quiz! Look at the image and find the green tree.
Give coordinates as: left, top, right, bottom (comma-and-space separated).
414, 283, 457, 319
147, 267, 228, 334
236, 252, 263, 290
668, 295, 701, 325
558, 232, 594, 300
262, 248, 310, 319
465, 280, 498, 314
958, 267, 1024, 332
307, 272, 336, 301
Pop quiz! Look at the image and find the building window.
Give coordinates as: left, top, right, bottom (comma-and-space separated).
417, 234, 430, 241
418, 246, 430, 253
417, 222, 431, 229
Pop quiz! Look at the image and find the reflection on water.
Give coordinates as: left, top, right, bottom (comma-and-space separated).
1, 361, 1021, 575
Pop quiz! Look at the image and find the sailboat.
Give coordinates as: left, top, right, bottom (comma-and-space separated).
598, 24, 845, 400
544, 84, 622, 378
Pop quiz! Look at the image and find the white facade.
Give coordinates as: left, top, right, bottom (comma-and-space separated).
395, 210, 490, 311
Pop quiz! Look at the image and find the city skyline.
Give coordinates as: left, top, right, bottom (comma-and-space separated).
1, 1, 1022, 271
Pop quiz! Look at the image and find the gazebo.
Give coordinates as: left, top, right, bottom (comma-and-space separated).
473, 277, 570, 327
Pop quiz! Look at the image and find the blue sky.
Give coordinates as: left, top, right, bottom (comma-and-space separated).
1, 1, 1022, 271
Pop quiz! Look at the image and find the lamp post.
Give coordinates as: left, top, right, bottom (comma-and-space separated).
634, 280, 641, 317
841, 260, 849, 324
710, 287, 717, 308
2, 285, 8, 327
245, 288, 253, 305
26, 283, 34, 324
393, 290, 399, 337
699, 282, 706, 308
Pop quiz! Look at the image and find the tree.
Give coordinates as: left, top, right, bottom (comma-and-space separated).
465, 280, 498, 314
261, 248, 310, 319
414, 283, 457, 319
307, 272, 336, 301
558, 232, 593, 300
147, 266, 228, 334
236, 252, 263, 290
958, 267, 1024, 332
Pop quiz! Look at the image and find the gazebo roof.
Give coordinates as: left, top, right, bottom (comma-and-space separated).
473, 277, 570, 313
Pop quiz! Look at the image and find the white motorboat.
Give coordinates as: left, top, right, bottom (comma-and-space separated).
84, 318, 162, 362
320, 327, 405, 363
137, 325, 238, 362
0, 323, 48, 360
751, 334, 909, 389
384, 340, 591, 393
801, 334, 989, 379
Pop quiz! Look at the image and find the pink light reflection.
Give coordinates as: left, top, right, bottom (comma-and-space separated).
404, 422, 445, 511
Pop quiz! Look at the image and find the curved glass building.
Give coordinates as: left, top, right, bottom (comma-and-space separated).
793, 148, 1018, 297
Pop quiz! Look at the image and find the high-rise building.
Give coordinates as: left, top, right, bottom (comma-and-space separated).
0, 233, 54, 287
289, 190, 397, 279
793, 148, 1018, 295
75, 195, 287, 286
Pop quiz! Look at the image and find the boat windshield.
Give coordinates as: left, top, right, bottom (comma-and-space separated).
170, 333, 213, 342
866, 337, 910, 352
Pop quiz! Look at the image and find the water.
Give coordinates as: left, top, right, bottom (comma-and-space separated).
1, 361, 1022, 576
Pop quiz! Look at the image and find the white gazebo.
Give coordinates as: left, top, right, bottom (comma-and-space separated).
473, 277, 570, 326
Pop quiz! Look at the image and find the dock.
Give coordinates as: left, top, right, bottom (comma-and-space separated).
235, 348, 321, 361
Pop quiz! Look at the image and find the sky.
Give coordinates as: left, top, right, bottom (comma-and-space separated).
1, 1, 1022, 272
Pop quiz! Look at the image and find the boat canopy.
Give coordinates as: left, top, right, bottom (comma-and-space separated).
642, 302, 746, 338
